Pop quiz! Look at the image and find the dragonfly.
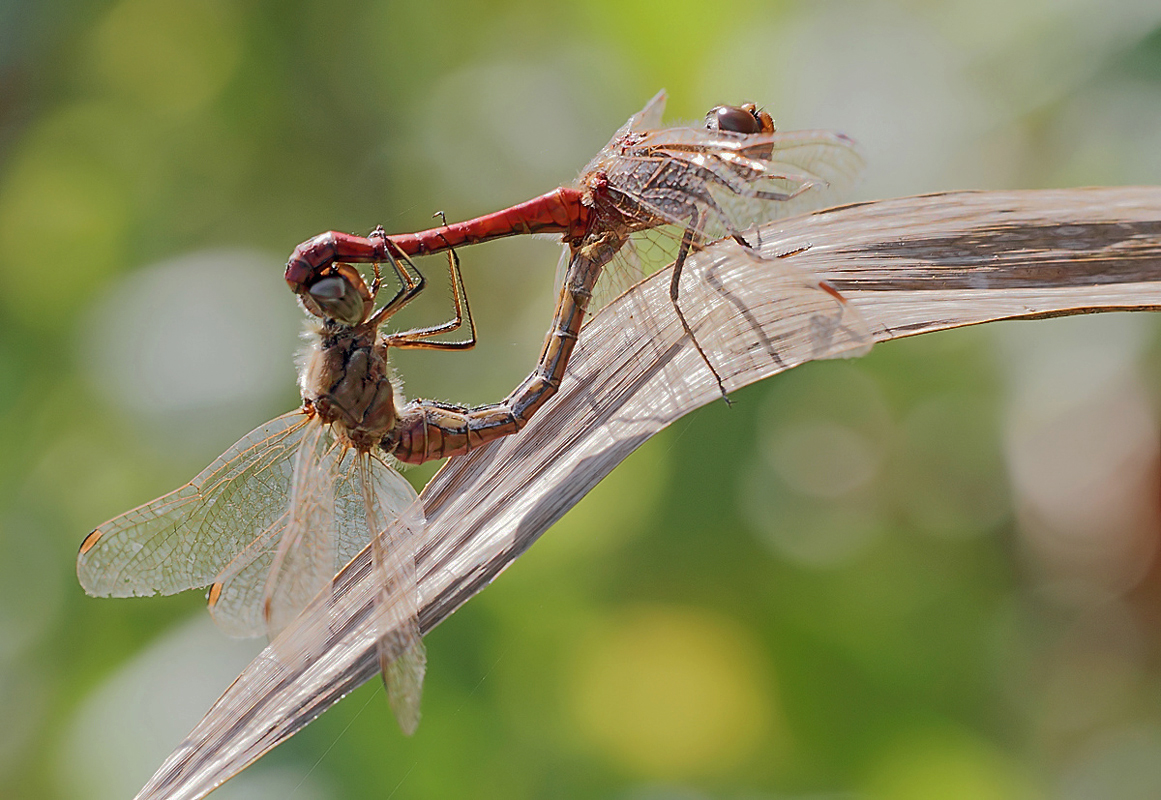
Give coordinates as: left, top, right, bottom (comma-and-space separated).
76, 239, 527, 734
286, 91, 868, 406
78, 93, 865, 737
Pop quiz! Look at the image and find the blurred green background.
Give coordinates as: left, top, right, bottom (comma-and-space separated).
4, 1, 1161, 798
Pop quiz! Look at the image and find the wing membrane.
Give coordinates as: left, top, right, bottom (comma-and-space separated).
77, 412, 310, 599
81, 400, 429, 685
577, 124, 866, 335
260, 418, 342, 637
209, 418, 415, 639
609, 129, 865, 242
253, 445, 426, 731
357, 456, 426, 734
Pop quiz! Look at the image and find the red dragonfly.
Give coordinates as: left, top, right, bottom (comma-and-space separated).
287, 91, 867, 410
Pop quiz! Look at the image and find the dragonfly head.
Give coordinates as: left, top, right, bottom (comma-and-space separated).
705, 103, 775, 135
300, 262, 374, 326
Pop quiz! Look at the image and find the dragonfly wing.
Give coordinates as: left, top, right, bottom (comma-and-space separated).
584, 227, 671, 313
259, 417, 342, 639
265, 443, 426, 728
626, 89, 667, 132
77, 411, 310, 602
353, 455, 426, 735
779, 260, 873, 362
705, 132, 866, 235
204, 510, 289, 637
596, 123, 870, 357
382, 632, 427, 736
612, 128, 865, 242
578, 91, 669, 178
206, 416, 342, 639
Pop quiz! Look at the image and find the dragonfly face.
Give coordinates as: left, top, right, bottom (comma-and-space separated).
299, 261, 375, 325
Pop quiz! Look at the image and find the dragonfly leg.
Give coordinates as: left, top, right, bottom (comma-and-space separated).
364, 228, 429, 325
383, 242, 477, 350
670, 210, 731, 404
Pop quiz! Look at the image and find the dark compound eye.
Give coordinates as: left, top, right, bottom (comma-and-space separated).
706, 104, 762, 134
306, 275, 367, 325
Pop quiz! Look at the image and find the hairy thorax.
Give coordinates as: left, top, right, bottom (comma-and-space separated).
299, 321, 398, 450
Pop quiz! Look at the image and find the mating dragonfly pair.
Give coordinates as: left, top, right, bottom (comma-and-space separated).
77, 92, 865, 734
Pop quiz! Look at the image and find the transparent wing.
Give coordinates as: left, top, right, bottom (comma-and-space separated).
208, 422, 423, 649
77, 411, 310, 600
259, 418, 343, 638
336, 452, 420, 571
626, 89, 667, 132
580, 227, 676, 313
257, 446, 426, 732
692, 243, 874, 365
204, 510, 289, 637
207, 416, 361, 638
356, 455, 427, 735
579, 227, 873, 365
577, 90, 669, 178
579, 125, 866, 330
574, 98, 864, 317
607, 128, 865, 242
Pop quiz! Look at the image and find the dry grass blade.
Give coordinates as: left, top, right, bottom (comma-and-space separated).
137, 187, 1161, 800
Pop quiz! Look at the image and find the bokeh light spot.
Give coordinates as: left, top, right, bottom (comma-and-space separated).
567, 605, 775, 778
80, 249, 300, 451
0, 516, 64, 662
770, 420, 880, 499
741, 363, 892, 568
896, 394, 1010, 540
56, 617, 324, 800
1060, 724, 1161, 800
0, 663, 44, 781
1001, 315, 1161, 602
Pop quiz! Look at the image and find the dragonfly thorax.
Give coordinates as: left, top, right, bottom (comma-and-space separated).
299, 322, 399, 450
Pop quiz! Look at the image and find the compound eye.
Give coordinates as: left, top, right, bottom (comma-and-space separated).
706, 104, 762, 134
306, 275, 367, 325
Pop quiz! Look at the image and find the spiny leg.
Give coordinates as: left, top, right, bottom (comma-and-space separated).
365, 227, 428, 326
385, 214, 477, 351
369, 260, 383, 298
670, 208, 731, 404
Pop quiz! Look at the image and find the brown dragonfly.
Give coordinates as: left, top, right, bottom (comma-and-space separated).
77, 242, 493, 734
